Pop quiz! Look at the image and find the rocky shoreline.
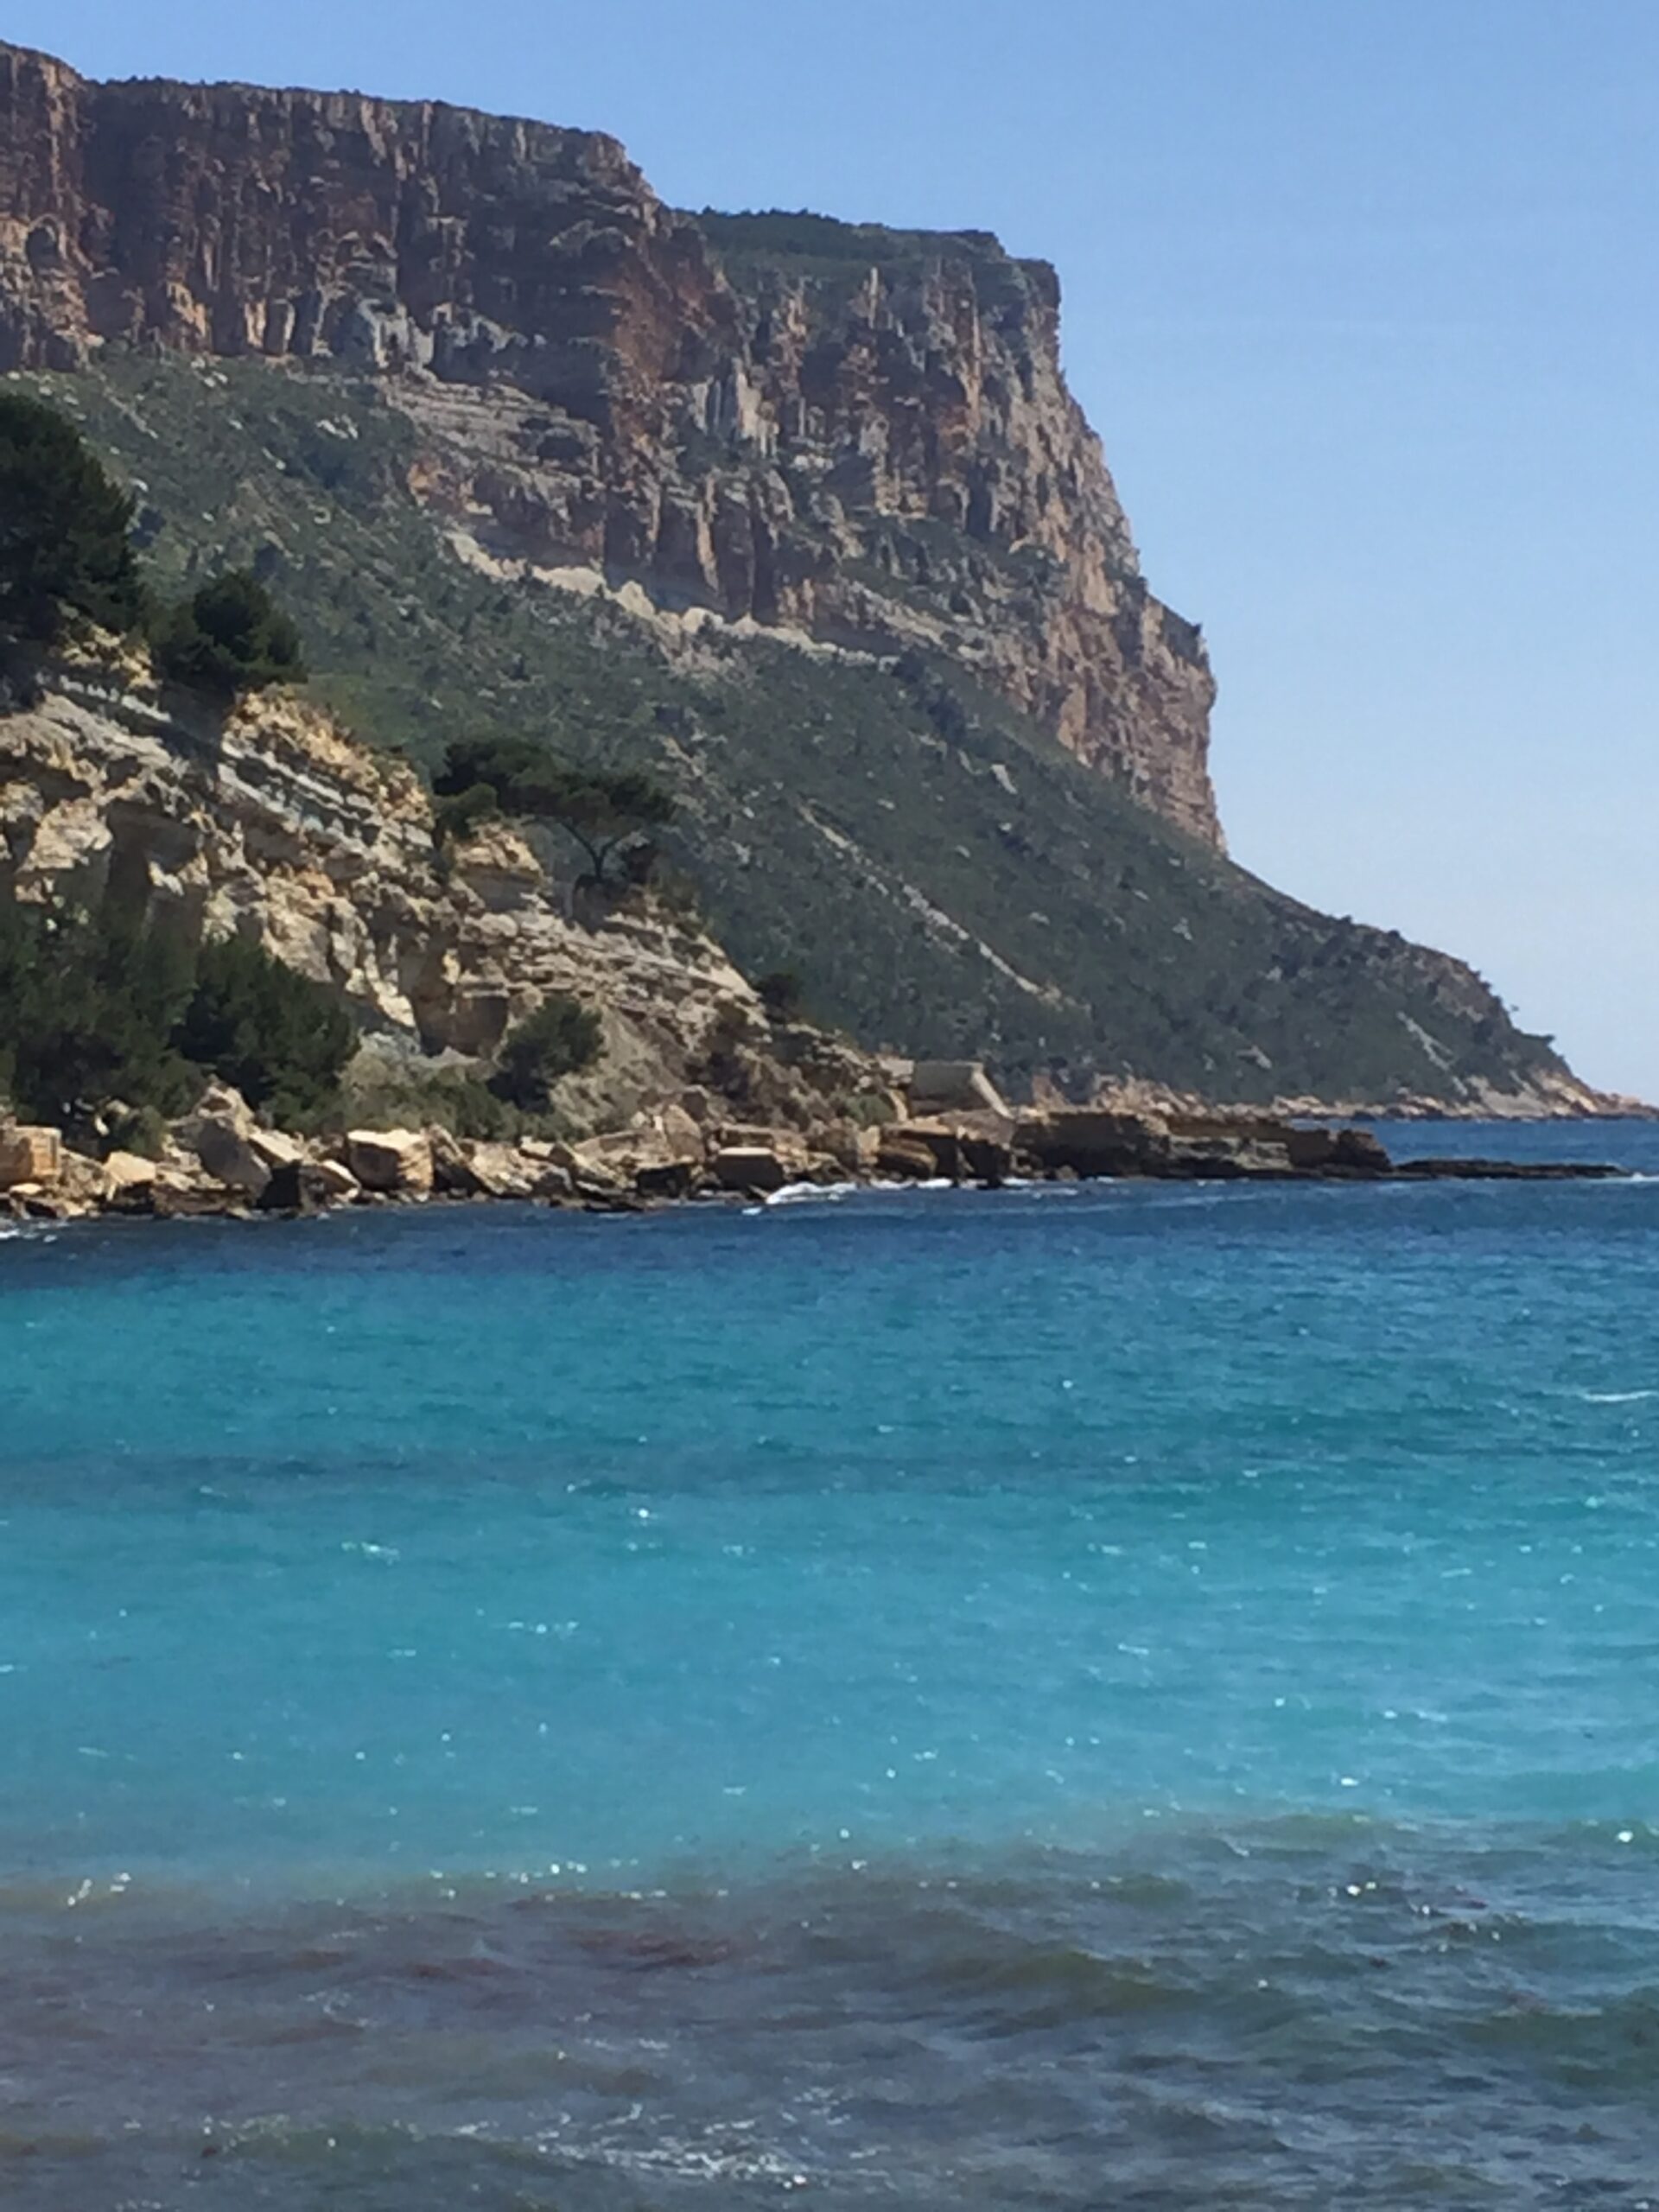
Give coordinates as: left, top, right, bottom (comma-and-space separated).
0, 1090, 1630, 1229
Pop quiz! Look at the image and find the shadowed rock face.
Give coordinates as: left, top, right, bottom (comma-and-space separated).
0, 39, 1220, 846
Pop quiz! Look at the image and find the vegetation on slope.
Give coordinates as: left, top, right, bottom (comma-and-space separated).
433, 737, 676, 887
153, 569, 306, 697
0, 398, 361, 1129
2, 355, 1570, 1105
0, 894, 354, 1128
0, 391, 307, 703
695, 209, 1028, 293
0, 391, 149, 645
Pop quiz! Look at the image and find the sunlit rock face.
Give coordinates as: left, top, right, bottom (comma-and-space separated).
0, 39, 1219, 846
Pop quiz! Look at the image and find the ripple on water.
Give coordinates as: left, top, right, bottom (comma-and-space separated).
1, 1825, 1657, 2209
3, 1166, 1659, 2205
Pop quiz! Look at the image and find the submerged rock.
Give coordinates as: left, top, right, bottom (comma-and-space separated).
1395, 1158, 1624, 1181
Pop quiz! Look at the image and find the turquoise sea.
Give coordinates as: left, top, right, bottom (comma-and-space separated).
2, 1122, 1658, 2208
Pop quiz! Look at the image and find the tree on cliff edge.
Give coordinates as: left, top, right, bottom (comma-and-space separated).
514, 763, 677, 887
435, 739, 676, 887
154, 570, 306, 700
0, 395, 149, 648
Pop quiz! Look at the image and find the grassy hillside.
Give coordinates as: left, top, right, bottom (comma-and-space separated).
8, 353, 1567, 1103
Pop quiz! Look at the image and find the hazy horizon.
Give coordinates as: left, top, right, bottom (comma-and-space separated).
11, 0, 1655, 1099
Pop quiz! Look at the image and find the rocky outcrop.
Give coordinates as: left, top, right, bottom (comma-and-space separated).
0, 643, 922, 1166
3, 1083, 1630, 1228
0, 39, 1218, 845
0, 649, 776, 1124
1084, 1064, 1648, 1128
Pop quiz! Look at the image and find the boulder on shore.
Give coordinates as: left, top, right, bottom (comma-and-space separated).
712, 1145, 788, 1195
1332, 1128, 1391, 1173
344, 1128, 434, 1196
103, 1148, 159, 1193
308, 1157, 362, 1203
879, 1121, 1016, 1185
1014, 1109, 1171, 1179
635, 1159, 702, 1200
427, 1125, 486, 1198
874, 1130, 945, 1180
905, 1061, 1014, 1119
256, 1158, 357, 1214
99, 1149, 162, 1211
0, 1125, 63, 1190
174, 1084, 280, 1195
462, 1141, 575, 1201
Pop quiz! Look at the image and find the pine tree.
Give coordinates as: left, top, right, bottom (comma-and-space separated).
0, 394, 149, 645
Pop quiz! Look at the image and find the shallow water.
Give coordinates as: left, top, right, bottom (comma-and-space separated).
2, 1126, 1658, 2206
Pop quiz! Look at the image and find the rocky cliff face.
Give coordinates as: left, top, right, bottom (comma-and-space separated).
0, 39, 1219, 844
0, 649, 776, 1127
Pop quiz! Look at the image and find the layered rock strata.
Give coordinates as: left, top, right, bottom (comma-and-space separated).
0, 38, 1219, 843
0, 651, 775, 1127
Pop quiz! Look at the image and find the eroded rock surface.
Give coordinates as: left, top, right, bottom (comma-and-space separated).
0, 654, 771, 1127
0, 39, 1217, 844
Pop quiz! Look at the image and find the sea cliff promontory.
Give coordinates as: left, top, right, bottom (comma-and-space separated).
0, 38, 1633, 1116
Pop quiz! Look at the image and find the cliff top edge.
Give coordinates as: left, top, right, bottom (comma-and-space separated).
0, 37, 1046, 287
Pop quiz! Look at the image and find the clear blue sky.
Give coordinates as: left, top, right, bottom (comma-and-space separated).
16, 1, 1657, 1097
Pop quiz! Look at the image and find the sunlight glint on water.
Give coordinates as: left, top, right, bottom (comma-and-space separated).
2, 1141, 1658, 2207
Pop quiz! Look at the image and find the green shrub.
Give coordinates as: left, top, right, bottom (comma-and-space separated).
755, 968, 806, 1021
491, 995, 602, 1109
0, 893, 195, 1122
322, 1057, 519, 1141
845, 1090, 898, 1130
154, 569, 305, 699
0, 393, 149, 646
432, 781, 501, 846
174, 931, 353, 1122
104, 1102, 168, 1159
514, 764, 677, 885
433, 736, 542, 800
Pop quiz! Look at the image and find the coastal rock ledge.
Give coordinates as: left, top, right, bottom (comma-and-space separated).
0, 1091, 1629, 1229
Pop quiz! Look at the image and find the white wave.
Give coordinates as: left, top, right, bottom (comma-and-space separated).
1580, 1389, 1656, 1405
762, 1179, 861, 1206
760, 1177, 958, 1207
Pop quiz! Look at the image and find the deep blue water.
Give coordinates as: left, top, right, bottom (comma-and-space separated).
2, 1122, 1658, 2208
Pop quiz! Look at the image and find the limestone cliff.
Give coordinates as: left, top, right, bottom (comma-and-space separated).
0, 650, 774, 1128
0, 39, 1218, 844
